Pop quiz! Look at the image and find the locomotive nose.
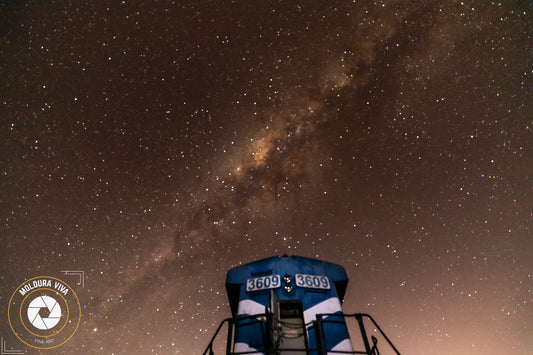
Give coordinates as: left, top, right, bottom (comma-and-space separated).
204, 255, 401, 355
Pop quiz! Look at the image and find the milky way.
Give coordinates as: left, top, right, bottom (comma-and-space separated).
1, 1, 532, 354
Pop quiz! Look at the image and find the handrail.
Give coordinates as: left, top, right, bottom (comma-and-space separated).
203, 312, 400, 355
316, 313, 401, 355
203, 317, 233, 355
360, 313, 400, 355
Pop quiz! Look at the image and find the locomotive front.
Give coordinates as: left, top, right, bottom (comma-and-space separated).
204, 255, 401, 355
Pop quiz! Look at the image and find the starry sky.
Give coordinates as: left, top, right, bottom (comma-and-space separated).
1, 1, 532, 354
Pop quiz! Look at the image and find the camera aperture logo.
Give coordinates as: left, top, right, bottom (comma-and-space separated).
8, 276, 81, 349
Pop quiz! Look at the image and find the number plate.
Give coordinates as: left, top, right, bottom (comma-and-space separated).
295, 274, 330, 290
246, 275, 281, 292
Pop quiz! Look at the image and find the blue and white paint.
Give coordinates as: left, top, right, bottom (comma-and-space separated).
225, 255, 354, 354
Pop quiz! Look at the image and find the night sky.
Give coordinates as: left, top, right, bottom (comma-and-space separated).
1, 1, 532, 354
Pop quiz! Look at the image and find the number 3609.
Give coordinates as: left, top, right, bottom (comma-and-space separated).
295, 274, 330, 289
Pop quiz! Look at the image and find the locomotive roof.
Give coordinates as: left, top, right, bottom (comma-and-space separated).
225, 255, 349, 316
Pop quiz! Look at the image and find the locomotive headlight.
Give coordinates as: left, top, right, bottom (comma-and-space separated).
283, 274, 293, 293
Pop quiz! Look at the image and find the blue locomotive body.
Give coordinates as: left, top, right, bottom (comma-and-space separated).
204, 255, 401, 355
226, 255, 352, 354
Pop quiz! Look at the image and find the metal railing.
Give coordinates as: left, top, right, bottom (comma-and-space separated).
203, 313, 400, 355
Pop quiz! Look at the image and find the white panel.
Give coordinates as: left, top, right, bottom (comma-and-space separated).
237, 299, 266, 316
329, 338, 354, 353
234, 342, 261, 354
302, 297, 343, 323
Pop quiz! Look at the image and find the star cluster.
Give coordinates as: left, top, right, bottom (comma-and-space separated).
1, 1, 532, 354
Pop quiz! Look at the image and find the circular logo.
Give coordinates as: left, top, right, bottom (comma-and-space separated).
8, 276, 81, 349
27, 295, 62, 330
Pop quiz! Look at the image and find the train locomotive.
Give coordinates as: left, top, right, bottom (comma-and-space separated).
204, 255, 400, 354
